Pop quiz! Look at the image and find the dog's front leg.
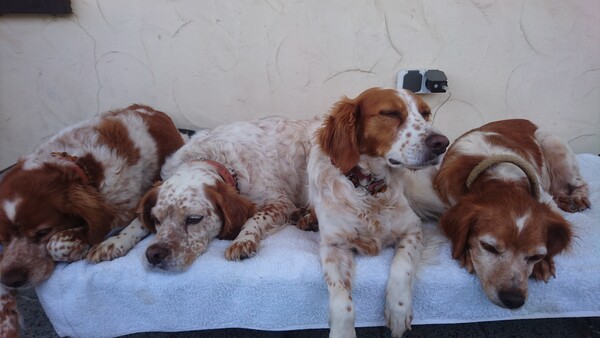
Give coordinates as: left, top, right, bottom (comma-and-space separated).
86, 218, 150, 262
225, 200, 294, 260
47, 227, 89, 262
385, 227, 423, 338
320, 243, 356, 338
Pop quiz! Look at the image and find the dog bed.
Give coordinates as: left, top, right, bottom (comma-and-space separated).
35, 154, 600, 338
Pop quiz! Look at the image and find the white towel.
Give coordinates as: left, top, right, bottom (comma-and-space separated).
36, 154, 600, 338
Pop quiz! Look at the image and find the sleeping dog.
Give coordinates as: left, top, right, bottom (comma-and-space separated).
108, 116, 320, 271
0, 105, 184, 336
434, 119, 590, 308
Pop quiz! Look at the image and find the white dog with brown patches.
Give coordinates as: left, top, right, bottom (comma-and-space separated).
0, 105, 184, 336
433, 119, 590, 309
0, 105, 184, 283
308, 88, 449, 338
136, 116, 319, 271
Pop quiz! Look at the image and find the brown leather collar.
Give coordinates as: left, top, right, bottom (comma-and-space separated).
332, 160, 387, 195
466, 154, 540, 200
203, 160, 239, 192
51, 152, 91, 185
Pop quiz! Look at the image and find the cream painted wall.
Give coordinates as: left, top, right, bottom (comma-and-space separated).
1, 0, 599, 168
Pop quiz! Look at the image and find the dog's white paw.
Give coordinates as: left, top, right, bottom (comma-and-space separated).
47, 229, 89, 262
329, 325, 356, 338
47, 240, 89, 262
556, 188, 591, 213
224, 239, 258, 261
385, 299, 413, 338
86, 237, 128, 263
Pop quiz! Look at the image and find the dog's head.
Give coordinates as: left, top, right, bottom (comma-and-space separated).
318, 87, 449, 173
439, 188, 572, 309
0, 160, 113, 288
140, 161, 255, 272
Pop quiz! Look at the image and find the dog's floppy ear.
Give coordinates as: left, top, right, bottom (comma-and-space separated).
138, 181, 162, 233
545, 210, 572, 257
531, 208, 573, 282
65, 185, 116, 245
205, 180, 256, 240
439, 202, 479, 267
318, 97, 360, 173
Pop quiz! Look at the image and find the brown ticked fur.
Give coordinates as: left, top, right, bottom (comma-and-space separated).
140, 180, 256, 242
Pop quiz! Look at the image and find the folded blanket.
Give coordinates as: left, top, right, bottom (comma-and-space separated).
36, 154, 600, 338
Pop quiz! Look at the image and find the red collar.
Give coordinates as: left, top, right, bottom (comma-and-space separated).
203, 160, 239, 192
51, 152, 90, 185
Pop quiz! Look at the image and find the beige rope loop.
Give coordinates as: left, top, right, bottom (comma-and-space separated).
465, 154, 540, 200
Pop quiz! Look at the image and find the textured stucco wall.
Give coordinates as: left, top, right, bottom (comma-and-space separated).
1, 0, 599, 168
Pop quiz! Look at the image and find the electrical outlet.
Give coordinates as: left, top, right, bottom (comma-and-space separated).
396, 69, 448, 94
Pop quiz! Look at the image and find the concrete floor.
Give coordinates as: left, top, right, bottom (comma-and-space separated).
19, 288, 600, 338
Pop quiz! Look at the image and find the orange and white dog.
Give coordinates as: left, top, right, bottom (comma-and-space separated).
308, 88, 449, 337
0, 105, 184, 336
0, 105, 184, 286
434, 119, 590, 308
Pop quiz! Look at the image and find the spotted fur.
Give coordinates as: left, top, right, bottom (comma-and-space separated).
309, 88, 449, 338
134, 116, 319, 272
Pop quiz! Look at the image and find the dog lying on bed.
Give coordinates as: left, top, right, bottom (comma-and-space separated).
127, 116, 319, 271
433, 119, 590, 309
308, 87, 449, 338
0, 105, 183, 336
0, 105, 184, 286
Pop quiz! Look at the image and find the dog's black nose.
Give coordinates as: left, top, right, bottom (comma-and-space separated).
425, 133, 450, 155
498, 289, 526, 309
1, 267, 29, 288
146, 244, 170, 266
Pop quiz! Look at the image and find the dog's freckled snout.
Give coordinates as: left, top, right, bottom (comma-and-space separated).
146, 244, 169, 266
498, 288, 525, 309
1, 267, 29, 288
425, 133, 450, 155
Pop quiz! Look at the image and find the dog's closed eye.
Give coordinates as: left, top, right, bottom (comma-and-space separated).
479, 241, 500, 255
525, 247, 546, 263
379, 110, 401, 119
34, 228, 53, 243
526, 254, 544, 263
